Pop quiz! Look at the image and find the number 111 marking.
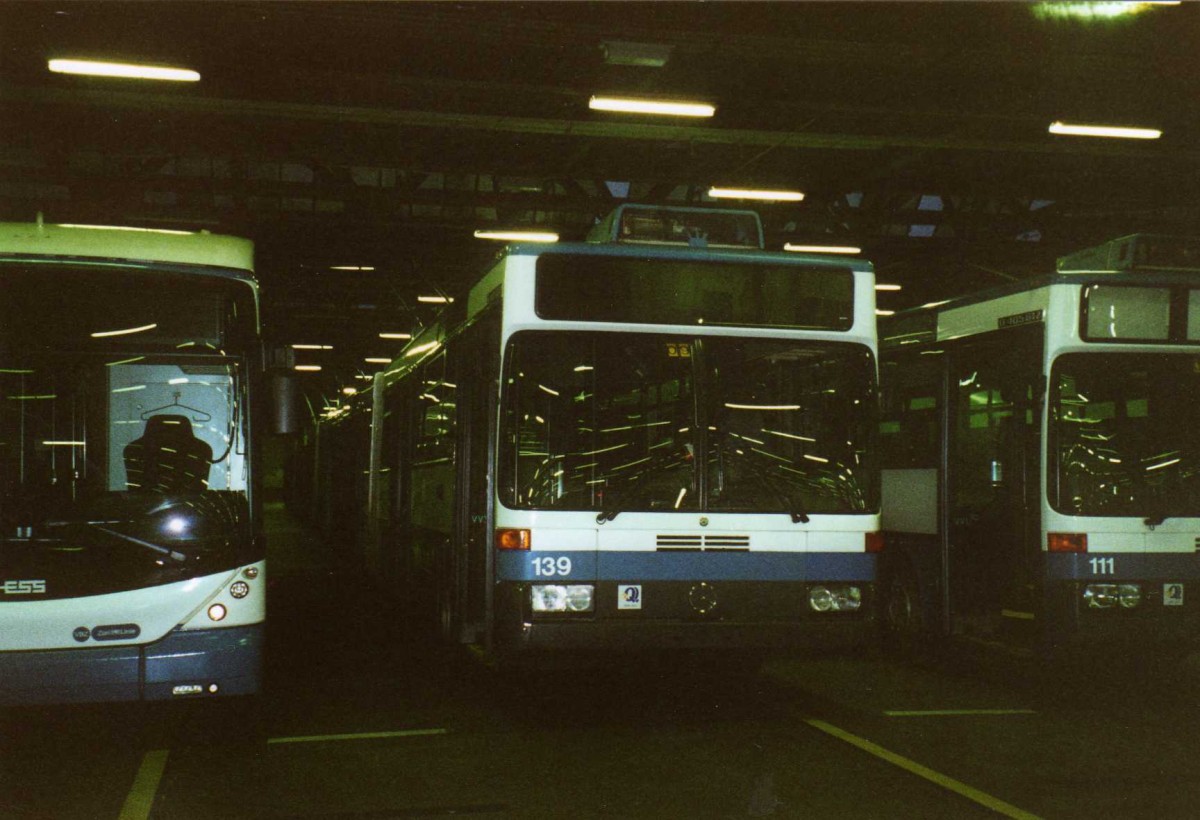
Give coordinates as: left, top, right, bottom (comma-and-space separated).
1089, 557, 1115, 575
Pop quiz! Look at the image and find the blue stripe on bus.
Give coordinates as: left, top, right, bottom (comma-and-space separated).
496, 551, 875, 583
1046, 553, 1200, 581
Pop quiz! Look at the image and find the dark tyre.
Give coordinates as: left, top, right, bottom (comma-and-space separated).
882, 564, 926, 658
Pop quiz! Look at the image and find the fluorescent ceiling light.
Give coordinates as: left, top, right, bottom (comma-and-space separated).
60, 224, 192, 235
602, 41, 673, 68
341, 387, 358, 396
91, 323, 157, 339
723, 403, 801, 411
294, 365, 322, 372
589, 96, 715, 118
875, 284, 902, 292
48, 59, 200, 82
417, 295, 454, 304
379, 332, 412, 340
1048, 121, 1162, 140
710, 187, 805, 202
1033, 2, 1179, 20
364, 358, 391, 364
291, 344, 333, 350
474, 229, 559, 243
784, 243, 860, 254
330, 265, 375, 271
876, 309, 896, 316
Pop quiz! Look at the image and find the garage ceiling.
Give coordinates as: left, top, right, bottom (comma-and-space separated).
3, 1, 1198, 398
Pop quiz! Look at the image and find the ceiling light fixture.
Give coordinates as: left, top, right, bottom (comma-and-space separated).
417, 295, 454, 304
48, 58, 200, 82
379, 332, 412, 340
1048, 121, 1162, 140
589, 96, 715, 118
601, 41, 674, 68
784, 243, 861, 255
473, 229, 559, 243
364, 357, 391, 364
329, 265, 376, 271
294, 365, 322, 372
91, 323, 157, 339
60, 224, 192, 235
291, 344, 333, 350
710, 187, 805, 202
1033, 2, 1179, 21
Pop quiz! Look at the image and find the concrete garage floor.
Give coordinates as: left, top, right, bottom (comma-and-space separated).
3, 504, 1198, 819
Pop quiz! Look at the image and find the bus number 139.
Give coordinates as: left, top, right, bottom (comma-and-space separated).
533, 556, 573, 577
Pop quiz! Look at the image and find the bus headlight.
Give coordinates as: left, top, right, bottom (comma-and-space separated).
1083, 583, 1141, 609
808, 585, 862, 613
531, 585, 594, 613
1118, 584, 1142, 609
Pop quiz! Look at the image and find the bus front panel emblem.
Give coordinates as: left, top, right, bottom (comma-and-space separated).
689, 582, 717, 615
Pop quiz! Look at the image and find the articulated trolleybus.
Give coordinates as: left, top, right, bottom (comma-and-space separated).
348, 205, 881, 661
0, 220, 264, 704
879, 234, 1200, 659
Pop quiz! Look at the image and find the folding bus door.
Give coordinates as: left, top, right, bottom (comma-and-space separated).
946, 327, 1043, 648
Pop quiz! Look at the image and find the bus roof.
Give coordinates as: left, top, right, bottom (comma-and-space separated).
500, 239, 875, 274
0, 221, 255, 277
885, 233, 1200, 330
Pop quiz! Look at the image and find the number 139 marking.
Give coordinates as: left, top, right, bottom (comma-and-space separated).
532, 556, 572, 577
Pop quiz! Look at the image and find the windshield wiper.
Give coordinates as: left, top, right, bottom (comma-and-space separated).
91, 524, 187, 562
596, 456, 688, 524
762, 475, 809, 524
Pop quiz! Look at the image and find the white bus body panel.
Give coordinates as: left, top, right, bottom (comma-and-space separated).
0, 561, 264, 651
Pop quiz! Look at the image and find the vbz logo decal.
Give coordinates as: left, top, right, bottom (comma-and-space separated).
3, 579, 47, 594
618, 584, 642, 610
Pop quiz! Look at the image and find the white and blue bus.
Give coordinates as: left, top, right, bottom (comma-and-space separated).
879, 233, 1200, 659
327, 205, 881, 662
0, 219, 264, 704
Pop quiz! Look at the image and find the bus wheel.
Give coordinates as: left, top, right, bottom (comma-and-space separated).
882, 565, 924, 658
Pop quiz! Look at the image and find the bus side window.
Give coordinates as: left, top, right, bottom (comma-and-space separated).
410, 352, 457, 537
880, 356, 941, 470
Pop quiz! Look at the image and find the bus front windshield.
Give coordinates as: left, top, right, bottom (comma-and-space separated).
0, 264, 257, 599
501, 331, 878, 515
1051, 352, 1200, 518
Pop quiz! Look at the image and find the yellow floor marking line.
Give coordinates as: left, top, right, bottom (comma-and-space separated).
806, 719, 1042, 820
117, 749, 170, 820
268, 728, 448, 745
885, 709, 1037, 717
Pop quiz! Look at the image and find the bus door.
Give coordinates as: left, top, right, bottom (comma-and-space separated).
947, 328, 1043, 647
452, 315, 500, 646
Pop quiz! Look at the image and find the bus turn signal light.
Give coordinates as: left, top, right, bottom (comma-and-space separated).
865, 532, 885, 553
495, 529, 531, 551
1048, 532, 1088, 553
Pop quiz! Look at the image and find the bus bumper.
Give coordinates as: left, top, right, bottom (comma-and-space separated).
1045, 581, 1200, 655
493, 580, 874, 655
0, 624, 263, 706
496, 617, 872, 654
